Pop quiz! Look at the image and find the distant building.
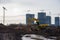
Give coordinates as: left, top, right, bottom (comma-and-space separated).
38, 12, 46, 24
55, 17, 60, 26
46, 16, 51, 25
26, 14, 34, 24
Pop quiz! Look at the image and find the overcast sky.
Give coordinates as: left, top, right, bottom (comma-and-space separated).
0, 0, 60, 24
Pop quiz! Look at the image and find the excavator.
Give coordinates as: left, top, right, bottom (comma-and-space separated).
28, 18, 49, 29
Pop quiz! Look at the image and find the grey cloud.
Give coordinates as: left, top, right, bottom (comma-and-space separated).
0, 0, 37, 4
0, 0, 12, 4
0, 0, 37, 7
0, 0, 60, 8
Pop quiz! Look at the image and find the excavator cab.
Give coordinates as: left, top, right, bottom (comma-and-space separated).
36, 21, 39, 26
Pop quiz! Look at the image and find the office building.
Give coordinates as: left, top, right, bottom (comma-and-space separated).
38, 12, 46, 24
46, 16, 51, 25
55, 17, 60, 26
26, 14, 34, 24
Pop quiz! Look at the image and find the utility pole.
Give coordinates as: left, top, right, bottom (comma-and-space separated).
3, 7, 6, 25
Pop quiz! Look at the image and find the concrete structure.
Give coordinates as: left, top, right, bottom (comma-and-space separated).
46, 16, 51, 25
38, 12, 46, 24
55, 17, 60, 26
26, 14, 34, 24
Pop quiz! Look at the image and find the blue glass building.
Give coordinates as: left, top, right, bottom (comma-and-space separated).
38, 12, 46, 24
55, 17, 60, 26
46, 16, 51, 25
26, 14, 34, 24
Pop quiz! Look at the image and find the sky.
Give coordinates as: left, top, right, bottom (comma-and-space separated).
0, 0, 60, 24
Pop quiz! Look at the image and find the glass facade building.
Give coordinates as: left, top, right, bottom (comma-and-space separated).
26, 14, 34, 24
38, 12, 46, 24
46, 16, 51, 25
55, 17, 60, 26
